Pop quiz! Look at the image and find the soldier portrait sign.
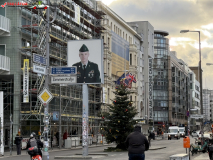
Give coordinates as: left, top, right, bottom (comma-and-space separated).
67, 39, 104, 84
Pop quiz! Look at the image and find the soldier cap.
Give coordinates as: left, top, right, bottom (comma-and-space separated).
79, 44, 89, 52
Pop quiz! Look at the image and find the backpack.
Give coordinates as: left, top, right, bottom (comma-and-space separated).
27, 138, 38, 156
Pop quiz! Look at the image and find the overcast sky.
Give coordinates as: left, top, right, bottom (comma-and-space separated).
104, 0, 213, 89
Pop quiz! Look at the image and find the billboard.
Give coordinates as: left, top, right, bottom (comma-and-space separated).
111, 31, 129, 77
23, 59, 29, 103
67, 39, 104, 84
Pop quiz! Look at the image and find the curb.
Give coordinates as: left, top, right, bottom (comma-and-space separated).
149, 147, 167, 150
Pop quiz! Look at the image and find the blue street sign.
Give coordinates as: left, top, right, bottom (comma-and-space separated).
33, 53, 47, 66
51, 66, 77, 75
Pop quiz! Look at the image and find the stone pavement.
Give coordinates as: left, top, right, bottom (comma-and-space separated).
193, 153, 209, 160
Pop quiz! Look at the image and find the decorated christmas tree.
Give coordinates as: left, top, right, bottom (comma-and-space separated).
103, 84, 138, 150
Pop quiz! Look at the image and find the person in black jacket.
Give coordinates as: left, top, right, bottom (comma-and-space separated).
26, 132, 43, 158
125, 126, 149, 160
15, 134, 23, 155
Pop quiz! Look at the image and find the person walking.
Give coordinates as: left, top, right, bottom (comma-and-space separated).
148, 130, 155, 147
55, 131, 59, 147
15, 134, 23, 155
63, 130, 68, 147
125, 126, 149, 160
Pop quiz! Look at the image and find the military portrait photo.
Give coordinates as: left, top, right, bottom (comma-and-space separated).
67, 39, 103, 84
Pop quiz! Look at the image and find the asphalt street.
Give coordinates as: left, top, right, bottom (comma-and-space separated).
0, 137, 210, 160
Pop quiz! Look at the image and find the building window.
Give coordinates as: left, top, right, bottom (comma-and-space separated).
0, 7, 5, 16
190, 74, 192, 81
130, 54, 132, 65
0, 45, 5, 56
190, 83, 192, 89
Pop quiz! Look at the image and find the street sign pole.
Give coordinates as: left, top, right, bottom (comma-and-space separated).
43, 1, 50, 159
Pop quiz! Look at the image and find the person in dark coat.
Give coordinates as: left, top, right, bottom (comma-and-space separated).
55, 131, 59, 147
148, 130, 155, 147
125, 126, 149, 160
63, 130, 68, 147
15, 134, 23, 155
72, 44, 101, 83
26, 132, 43, 158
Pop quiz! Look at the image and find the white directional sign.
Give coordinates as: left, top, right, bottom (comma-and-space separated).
190, 114, 203, 119
38, 88, 53, 105
33, 63, 46, 75
51, 76, 77, 84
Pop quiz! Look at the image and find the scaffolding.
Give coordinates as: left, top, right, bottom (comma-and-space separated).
14, 0, 106, 141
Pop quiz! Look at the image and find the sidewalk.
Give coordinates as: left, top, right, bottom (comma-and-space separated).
193, 153, 209, 160
0, 143, 113, 157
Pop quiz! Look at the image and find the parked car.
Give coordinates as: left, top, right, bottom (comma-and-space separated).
191, 131, 199, 137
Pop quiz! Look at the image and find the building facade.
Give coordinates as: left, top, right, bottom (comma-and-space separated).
168, 51, 190, 127
98, 2, 143, 121
188, 68, 200, 130
127, 21, 154, 133
203, 89, 212, 122
152, 30, 169, 129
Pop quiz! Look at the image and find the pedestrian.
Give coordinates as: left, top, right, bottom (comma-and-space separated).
148, 130, 155, 146
15, 134, 23, 155
63, 130, 68, 147
208, 142, 213, 160
125, 126, 149, 160
55, 131, 59, 147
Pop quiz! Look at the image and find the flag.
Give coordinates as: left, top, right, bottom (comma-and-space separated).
115, 73, 125, 85
129, 73, 137, 83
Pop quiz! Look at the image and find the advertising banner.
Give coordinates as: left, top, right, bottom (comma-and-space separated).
52, 111, 59, 121
111, 31, 129, 77
23, 59, 29, 103
74, 4, 80, 25
149, 58, 153, 120
67, 39, 104, 84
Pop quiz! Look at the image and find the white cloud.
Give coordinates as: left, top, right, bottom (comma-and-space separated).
201, 23, 213, 30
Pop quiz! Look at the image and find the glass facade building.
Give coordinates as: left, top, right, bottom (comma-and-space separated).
153, 31, 169, 126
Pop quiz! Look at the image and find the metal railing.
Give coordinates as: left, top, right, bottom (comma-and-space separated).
0, 15, 11, 33
0, 55, 10, 71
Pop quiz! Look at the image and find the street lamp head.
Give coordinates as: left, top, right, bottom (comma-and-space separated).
206, 63, 213, 66
180, 30, 189, 33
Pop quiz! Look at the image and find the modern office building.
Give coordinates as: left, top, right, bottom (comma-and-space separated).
203, 89, 212, 122
168, 51, 190, 127
152, 30, 169, 129
188, 68, 201, 130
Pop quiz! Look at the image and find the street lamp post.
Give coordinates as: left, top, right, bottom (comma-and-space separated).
180, 29, 203, 139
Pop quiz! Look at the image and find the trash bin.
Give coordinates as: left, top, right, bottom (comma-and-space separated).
170, 154, 189, 160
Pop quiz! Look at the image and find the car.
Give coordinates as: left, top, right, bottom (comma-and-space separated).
191, 131, 199, 137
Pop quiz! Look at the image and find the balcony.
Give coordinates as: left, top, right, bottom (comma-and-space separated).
0, 55, 10, 73
0, 15, 11, 36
